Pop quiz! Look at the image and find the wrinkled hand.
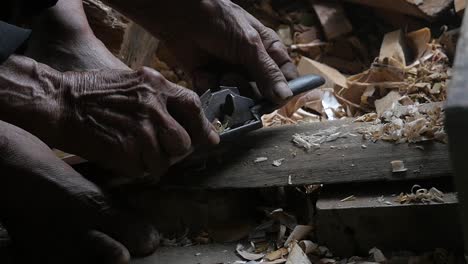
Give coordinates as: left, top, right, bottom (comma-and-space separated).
114, 0, 299, 103
165, 0, 299, 102
57, 67, 219, 180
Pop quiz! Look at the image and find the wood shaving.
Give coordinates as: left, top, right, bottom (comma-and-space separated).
292, 126, 349, 151
285, 225, 314, 247
396, 185, 445, 204
340, 195, 356, 202
272, 158, 285, 167
254, 157, 268, 163
391, 160, 408, 173
369, 247, 387, 262
236, 244, 265, 261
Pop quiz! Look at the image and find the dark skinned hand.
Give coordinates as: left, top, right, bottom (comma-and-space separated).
59, 67, 219, 181
105, 0, 299, 102
0, 120, 159, 264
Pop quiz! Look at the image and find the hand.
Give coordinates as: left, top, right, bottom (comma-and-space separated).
57, 67, 219, 180
105, 0, 299, 103
0, 120, 159, 264
26, 0, 129, 71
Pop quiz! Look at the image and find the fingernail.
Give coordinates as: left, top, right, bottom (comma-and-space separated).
273, 81, 293, 101
208, 130, 220, 145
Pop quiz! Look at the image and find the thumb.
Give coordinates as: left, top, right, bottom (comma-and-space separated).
84, 230, 131, 264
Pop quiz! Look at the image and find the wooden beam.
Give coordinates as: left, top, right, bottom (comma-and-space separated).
343, 0, 453, 20
164, 119, 450, 189
317, 191, 461, 256
446, 9, 468, 253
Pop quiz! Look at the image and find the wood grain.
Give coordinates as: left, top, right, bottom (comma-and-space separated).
446, 8, 468, 253
343, 0, 453, 20
164, 119, 450, 189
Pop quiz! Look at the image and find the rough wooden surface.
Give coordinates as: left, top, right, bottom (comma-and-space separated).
446, 9, 468, 253
343, 0, 453, 20
317, 190, 462, 256
165, 119, 450, 189
131, 243, 239, 264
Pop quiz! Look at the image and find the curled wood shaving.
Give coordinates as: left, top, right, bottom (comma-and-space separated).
396, 185, 445, 204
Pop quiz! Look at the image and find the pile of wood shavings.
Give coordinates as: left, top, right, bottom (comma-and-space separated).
353, 43, 450, 144
234, 207, 457, 264
260, 21, 454, 146
396, 185, 445, 204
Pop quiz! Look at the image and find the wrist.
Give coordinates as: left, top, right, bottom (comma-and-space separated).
0, 56, 65, 146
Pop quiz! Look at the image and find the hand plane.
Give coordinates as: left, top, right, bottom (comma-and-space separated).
200, 75, 325, 140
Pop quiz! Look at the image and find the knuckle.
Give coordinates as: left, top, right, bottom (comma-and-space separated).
264, 27, 277, 39
270, 40, 288, 53
138, 67, 166, 86
182, 90, 203, 112
245, 30, 262, 48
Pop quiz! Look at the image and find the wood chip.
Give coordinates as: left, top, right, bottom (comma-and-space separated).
369, 247, 387, 262
299, 240, 319, 254
375, 91, 402, 117
391, 160, 408, 173
286, 243, 312, 264
340, 195, 356, 202
406, 27, 431, 60
379, 30, 408, 66
265, 248, 289, 261
272, 159, 285, 167
297, 57, 348, 89
254, 157, 268, 163
236, 244, 265, 261
284, 225, 314, 246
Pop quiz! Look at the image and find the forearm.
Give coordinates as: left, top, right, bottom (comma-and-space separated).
0, 55, 63, 146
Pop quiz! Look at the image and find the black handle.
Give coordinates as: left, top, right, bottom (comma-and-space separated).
289, 74, 326, 96
255, 74, 325, 116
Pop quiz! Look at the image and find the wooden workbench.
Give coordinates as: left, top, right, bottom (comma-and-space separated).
165, 119, 450, 189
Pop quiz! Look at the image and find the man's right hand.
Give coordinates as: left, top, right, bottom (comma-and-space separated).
57, 67, 219, 180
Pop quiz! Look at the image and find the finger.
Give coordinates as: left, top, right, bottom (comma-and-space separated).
154, 107, 193, 156
84, 230, 131, 264
246, 13, 299, 80
243, 27, 292, 103
280, 62, 300, 81
99, 213, 160, 257
84, 107, 145, 177
166, 85, 220, 146
138, 119, 171, 182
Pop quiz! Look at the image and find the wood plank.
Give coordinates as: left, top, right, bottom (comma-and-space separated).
343, 0, 453, 20
446, 9, 468, 253
164, 119, 450, 189
131, 243, 239, 264
317, 190, 461, 256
